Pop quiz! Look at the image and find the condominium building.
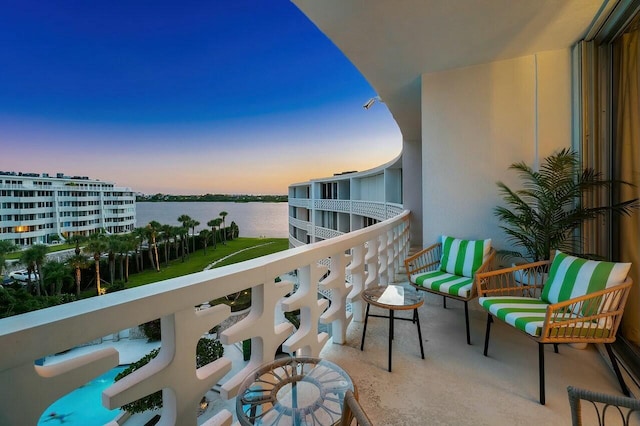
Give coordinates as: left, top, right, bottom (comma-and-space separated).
0, 171, 136, 246
288, 155, 403, 247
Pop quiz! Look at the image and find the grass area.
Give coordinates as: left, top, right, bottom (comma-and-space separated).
122, 237, 288, 289
6, 243, 76, 260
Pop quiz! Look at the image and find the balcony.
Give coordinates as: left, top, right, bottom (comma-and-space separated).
0, 209, 631, 425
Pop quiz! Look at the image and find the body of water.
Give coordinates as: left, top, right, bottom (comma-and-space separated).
136, 201, 289, 238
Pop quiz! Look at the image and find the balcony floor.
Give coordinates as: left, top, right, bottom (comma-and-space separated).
318, 277, 632, 426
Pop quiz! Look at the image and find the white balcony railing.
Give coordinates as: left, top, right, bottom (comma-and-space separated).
0, 210, 410, 426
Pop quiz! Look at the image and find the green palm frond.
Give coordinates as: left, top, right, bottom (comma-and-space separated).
494, 149, 639, 262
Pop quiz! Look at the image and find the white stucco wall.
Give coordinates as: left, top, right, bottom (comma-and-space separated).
420, 48, 572, 251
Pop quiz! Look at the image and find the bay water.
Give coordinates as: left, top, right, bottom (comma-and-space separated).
136, 201, 289, 238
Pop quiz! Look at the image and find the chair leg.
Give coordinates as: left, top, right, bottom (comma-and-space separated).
483, 314, 492, 356
464, 301, 471, 345
360, 303, 370, 351
539, 343, 545, 405
605, 343, 630, 396
553, 343, 559, 354
443, 296, 447, 309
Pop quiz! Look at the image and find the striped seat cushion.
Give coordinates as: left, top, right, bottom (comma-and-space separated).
479, 296, 611, 338
412, 270, 474, 298
440, 236, 492, 278
541, 251, 631, 309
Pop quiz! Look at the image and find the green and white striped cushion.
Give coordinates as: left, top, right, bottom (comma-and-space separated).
479, 296, 608, 337
541, 251, 631, 305
440, 236, 491, 278
412, 270, 474, 298
479, 296, 548, 336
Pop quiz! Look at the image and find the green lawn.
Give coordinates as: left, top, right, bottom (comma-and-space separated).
119, 237, 289, 289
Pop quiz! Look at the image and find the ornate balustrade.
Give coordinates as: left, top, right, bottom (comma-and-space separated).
0, 210, 410, 426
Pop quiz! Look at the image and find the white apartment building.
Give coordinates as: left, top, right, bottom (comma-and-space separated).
0, 171, 136, 246
288, 155, 403, 247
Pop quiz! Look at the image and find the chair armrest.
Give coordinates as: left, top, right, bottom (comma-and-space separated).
404, 242, 442, 276
476, 260, 550, 298
540, 278, 633, 342
567, 385, 640, 426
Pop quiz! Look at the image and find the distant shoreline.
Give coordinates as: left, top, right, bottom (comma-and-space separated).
137, 194, 288, 203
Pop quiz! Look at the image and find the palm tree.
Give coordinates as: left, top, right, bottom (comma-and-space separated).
171, 226, 182, 261
67, 234, 86, 256
230, 221, 239, 239
147, 221, 161, 272
495, 148, 639, 261
199, 229, 211, 255
190, 220, 200, 253
19, 247, 39, 295
121, 233, 138, 283
177, 215, 192, 259
207, 218, 221, 249
43, 260, 69, 295
160, 224, 174, 266
30, 244, 49, 296
132, 227, 147, 272
0, 240, 17, 278
219, 211, 228, 245
67, 254, 87, 296
107, 234, 121, 284
83, 232, 109, 295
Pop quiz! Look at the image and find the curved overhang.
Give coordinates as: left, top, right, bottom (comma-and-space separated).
292, 0, 607, 142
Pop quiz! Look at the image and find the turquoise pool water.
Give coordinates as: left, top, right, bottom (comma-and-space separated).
38, 366, 126, 425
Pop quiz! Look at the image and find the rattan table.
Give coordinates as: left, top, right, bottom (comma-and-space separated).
361, 284, 425, 372
236, 356, 354, 425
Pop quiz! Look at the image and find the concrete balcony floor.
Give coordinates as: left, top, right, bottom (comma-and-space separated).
318, 276, 631, 426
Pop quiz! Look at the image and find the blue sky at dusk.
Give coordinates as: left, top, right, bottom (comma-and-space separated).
0, 1, 401, 194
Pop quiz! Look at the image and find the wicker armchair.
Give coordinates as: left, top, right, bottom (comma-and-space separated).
405, 236, 495, 344
567, 386, 640, 426
477, 252, 633, 404
340, 390, 373, 426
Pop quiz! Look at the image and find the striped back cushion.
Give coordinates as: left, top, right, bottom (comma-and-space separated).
541, 251, 631, 305
440, 236, 492, 278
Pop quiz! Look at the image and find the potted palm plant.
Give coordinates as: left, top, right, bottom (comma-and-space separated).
494, 148, 638, 264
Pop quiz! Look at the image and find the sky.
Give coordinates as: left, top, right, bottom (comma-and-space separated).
0, 1, 401, 195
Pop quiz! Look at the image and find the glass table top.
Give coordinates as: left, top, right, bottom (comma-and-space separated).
363, 285, 423, 309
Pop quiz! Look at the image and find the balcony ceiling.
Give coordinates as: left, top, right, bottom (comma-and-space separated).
292, 0, 605, 141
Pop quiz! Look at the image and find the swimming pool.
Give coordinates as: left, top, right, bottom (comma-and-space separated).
38, 366, 126, 425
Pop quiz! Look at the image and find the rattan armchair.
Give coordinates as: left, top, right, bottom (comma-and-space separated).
340, 390, 373, 426
405, 237, 495, 344
477, 253, 633, 405
567, 386, 640, 426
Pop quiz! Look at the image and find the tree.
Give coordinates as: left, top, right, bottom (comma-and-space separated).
67, 254, 87, 296
199, 229, 211, 255
495, 148, 639, 261
219, 211, 228, 245
230, 221, 239, 239
190, 220, 200, 253
171, 226, 182, 262
107, 234, 122, 285
67, 234, 86, 256
83, 232, 109, 295
20, 244, 48, 296
43, 260, 70, 295
19, 247, 39, 295
160, 224, 174, 266
177, 215, 192, 260
207, 219, 220, 250
121, 233, 138, 283
132, 227, 147, 272
146, 221, 161, 272
0, 240, 17, 278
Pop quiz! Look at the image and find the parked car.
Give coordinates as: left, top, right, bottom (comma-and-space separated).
9, 270, 39, 282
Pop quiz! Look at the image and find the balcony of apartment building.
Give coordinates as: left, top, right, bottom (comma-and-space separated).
4, 2, 640, 426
